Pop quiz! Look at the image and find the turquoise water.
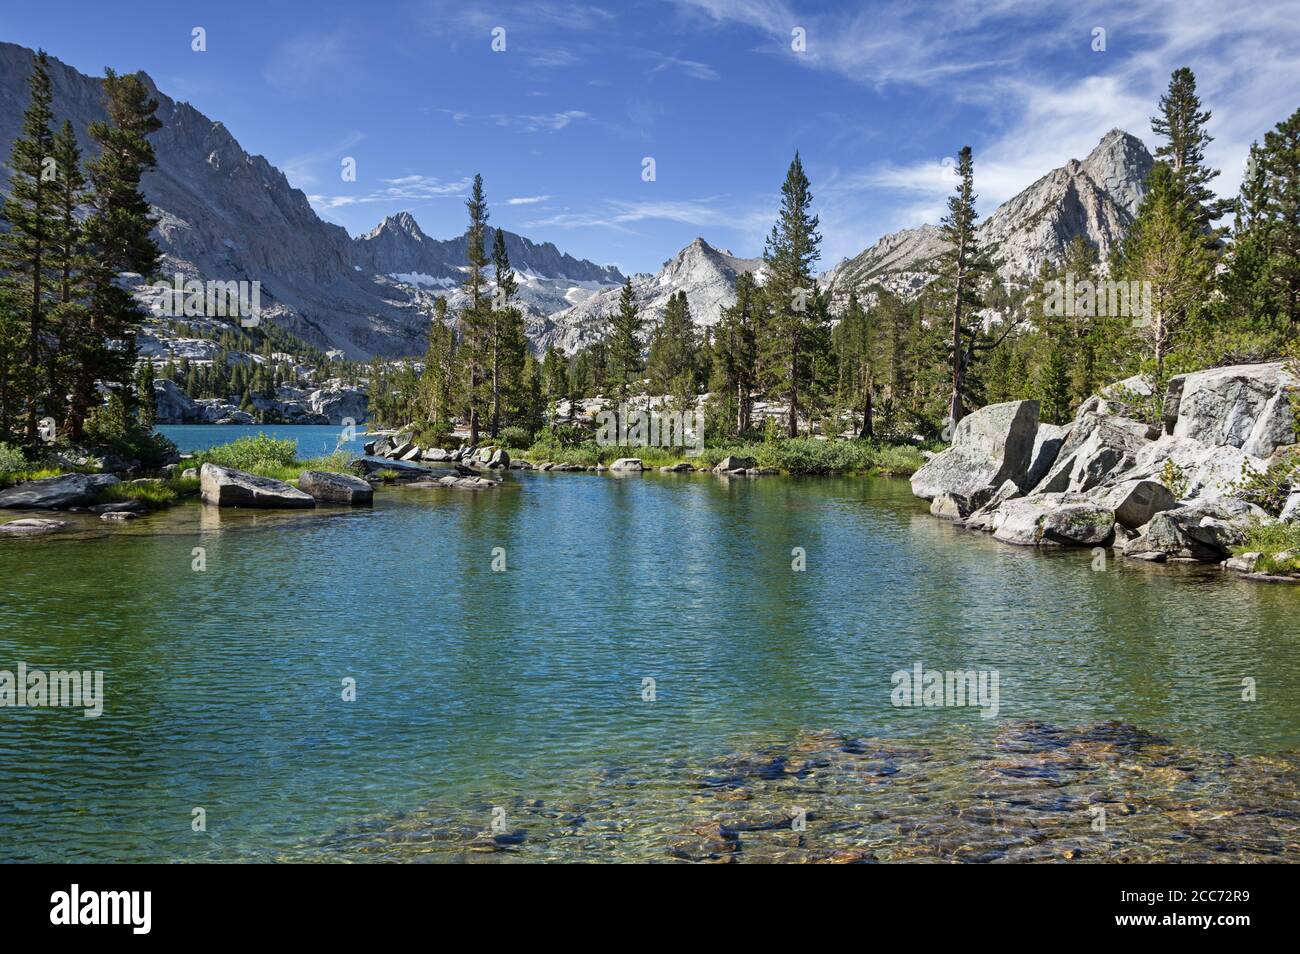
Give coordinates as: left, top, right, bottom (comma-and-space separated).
1, 471, 1298, 861
158, 423, 372, 457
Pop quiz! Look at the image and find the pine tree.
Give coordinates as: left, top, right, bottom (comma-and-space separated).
0, 50, 58, 443
421, 297, 457, 428
135, 359, 155, 428
1262, 108, 1300, 327
67, 69, 162, 440
935, 145, 994, 427
542, 345, 568, 428
760, 152, 823, 437
518, 352, 544, 439
606, 278, 642, 426
47, 120, 89, 432
709, 271, 759, 436
1151, 68, 1234, 237
646, 291, 699, 411
459, 174, 490, 445
832, 291, 875, 438
1116, 162, 1210, 382
490, 227, 526, 435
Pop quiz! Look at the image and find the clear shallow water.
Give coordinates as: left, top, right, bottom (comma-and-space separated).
157, 423, 372, 457
1, 472, 1298, 861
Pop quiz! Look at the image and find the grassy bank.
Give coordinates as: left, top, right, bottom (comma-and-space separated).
506, 436, 928, 476
1236, 521, 1300, 574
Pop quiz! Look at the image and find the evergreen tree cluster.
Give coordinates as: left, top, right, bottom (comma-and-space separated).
0, 51, 162, 452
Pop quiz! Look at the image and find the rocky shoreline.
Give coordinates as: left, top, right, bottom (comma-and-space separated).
910, 361, 1300, 584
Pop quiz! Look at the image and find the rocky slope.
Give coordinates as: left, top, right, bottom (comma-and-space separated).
912, 362, 1298, 579
539, 237, 763, 353
0, 42, 621, 359
356, 212, 625, 348
824, 129, 1154, 303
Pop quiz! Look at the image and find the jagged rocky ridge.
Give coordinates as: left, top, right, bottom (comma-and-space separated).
911, 362, 1299, 578
539, 237, 764, 353
824, 129, 1154, 302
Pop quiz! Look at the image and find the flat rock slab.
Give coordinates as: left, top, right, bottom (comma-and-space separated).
0, 473, 120, 510
298, 470, 374, 505
0, 517, 71, 536
357, 455, 434, 477
200, 463, 315, 508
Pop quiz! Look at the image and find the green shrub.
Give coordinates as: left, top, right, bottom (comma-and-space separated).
0, 442, 26, 475
497, 426, 532, 450
414, 422, 454, 449
95, 480, 180, 509
1160, 458, 1189, 500
1229, 452, 1297, 515
194, 434, 298, 473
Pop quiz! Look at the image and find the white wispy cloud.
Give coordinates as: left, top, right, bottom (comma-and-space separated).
644, 51, 719, 80
492, 109, 591, 131
278, 131, 367, 191
674, 0, 1300, 262
263, 31, 350, 96
506, 195, 553, 205
309, 174, 474, 210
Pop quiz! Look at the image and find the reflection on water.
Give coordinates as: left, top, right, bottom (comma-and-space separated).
1, 473, 1297, 861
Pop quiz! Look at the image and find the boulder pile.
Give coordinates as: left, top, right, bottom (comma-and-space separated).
911, 361, 1297, 570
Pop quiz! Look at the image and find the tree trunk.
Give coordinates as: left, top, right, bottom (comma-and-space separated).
787, 350, 799, 438
859, 381, 873, 440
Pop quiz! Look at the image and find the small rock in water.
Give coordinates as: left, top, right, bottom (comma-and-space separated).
0, 517, 70, 536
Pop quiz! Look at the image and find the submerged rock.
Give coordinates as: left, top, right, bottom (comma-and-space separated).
199, 463, 315, 508
0, 517, 70, 536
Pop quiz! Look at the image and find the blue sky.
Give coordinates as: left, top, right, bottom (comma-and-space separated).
4, 0, 1298, 274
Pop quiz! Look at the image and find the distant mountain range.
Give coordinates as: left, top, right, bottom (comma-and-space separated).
0, 42, 625, 359
1, 42, 1157, 360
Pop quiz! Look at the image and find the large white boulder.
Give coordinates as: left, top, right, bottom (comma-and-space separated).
989, 494, 1114, 547
1031, 412, 1151, 495
1165, 362, 1296, 457
1124, 434, 1267, 502
200, 463, 315, 508
298, 470, 373, 505
910, 400, 1039, 502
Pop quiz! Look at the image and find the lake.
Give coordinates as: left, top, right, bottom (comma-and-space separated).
158, 423, 373, 458
2, 449, 1299, 861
